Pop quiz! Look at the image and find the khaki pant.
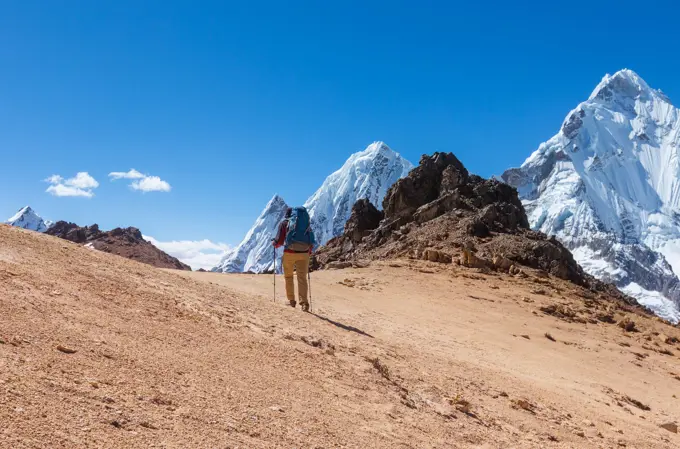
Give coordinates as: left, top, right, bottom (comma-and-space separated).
282, 252, 309, 305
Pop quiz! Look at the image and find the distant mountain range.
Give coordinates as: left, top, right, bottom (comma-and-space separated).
4, 208, 189, 271
7, 70, 680, 323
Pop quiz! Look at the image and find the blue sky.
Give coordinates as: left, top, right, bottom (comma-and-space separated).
2, 0, 679, 261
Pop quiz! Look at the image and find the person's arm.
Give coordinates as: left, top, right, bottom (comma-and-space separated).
273, 221, 287, 248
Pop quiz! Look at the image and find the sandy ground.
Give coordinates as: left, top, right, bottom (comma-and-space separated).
2, 224, 680, 448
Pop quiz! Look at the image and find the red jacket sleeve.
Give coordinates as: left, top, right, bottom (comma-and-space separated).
273, 221, 287, 248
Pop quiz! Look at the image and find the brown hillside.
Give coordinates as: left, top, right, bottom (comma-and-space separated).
2, 224, 680, 448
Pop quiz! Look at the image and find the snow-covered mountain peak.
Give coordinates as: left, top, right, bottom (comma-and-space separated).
304, 141, 413, 245
356, 141, 392, 157
502, 70, 680, 322
588, 69, 653, 102
6, 206, 50, 232
264, 194, 287, 213
8, 206, 35, 221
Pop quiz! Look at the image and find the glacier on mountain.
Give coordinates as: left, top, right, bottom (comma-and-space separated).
213, 142, 413, 273
5, 206, 51, 232
502, 69, 680, 323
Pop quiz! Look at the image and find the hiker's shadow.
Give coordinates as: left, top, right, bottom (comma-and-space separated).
310, 313, 374, 338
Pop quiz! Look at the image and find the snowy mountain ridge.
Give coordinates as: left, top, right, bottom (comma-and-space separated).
5, 206, 52, 232
213, 142, 413, 273
502, 69, 680, 322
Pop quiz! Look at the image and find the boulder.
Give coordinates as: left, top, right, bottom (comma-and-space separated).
344, 199, 383, 244
460, 249, 488, 269
327, 261, 353, 270
492, 255, 513, 272
422, 249, 452, 264
659, 422, 678, 433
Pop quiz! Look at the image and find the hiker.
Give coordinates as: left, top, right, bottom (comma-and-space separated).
272, 207, 316, 311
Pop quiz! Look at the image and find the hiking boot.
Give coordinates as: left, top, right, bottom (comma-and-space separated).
300, 303, 310, 312
288, 300, 297, 308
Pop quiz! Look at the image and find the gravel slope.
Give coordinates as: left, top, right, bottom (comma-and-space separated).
2, 224, 679, 448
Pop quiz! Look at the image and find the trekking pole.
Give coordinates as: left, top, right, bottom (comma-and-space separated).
273, 245, 276, 303
307, 270, 313, 313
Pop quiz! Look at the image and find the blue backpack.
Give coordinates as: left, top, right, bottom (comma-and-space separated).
284, 207, 315, 252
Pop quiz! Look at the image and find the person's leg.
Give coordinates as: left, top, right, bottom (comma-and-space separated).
282, 252, 296, 306
295, 253, 310, 310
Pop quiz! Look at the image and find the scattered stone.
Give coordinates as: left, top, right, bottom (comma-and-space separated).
460, 249, 489, 269
423, 249, 452, 263
451, 397, 471, 414
623, 396, 650, 411
339, 278, 356, 288
509, 265, 522, 276
574, 430, 585, 438
492, 255, 513, 272
544, 332, 556, 342
139, 421, 158, 430
269, 406, 285, 412
540, 304, 578, 322
327, 261, 352, 270
617, 318, 638, 332
511, 398, 535, 413
660, 422, 678, 433
365, 356, 391, 381
56, 345, 77, 354
521, 335, 530, 340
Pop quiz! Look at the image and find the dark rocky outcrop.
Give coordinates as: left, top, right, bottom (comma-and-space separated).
46, 221, 102, 243
345, 199, 384, 244
46, 221, 190, 270
316, 152, 639, 306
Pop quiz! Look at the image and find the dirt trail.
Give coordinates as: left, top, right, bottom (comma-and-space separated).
2, 224, 679, 448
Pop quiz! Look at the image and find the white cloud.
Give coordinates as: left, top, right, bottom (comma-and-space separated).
144, 235, 231, 270
108, 169, 145, 180
109, 169, 171, 193
45, 172, 98, 198
67, 172, 99, 189
44, 174, 63, 184
131, 176, 171, 192
46, 184, 94, 198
